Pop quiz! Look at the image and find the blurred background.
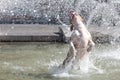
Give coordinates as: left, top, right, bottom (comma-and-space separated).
0, 0, 120, 27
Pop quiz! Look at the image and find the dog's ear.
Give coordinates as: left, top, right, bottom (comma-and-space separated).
68, 11, 76, 31
70, 24, 74, 31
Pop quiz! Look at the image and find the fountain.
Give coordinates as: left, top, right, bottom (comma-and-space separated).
0, 0, 120, 80
0, 0, 120, 26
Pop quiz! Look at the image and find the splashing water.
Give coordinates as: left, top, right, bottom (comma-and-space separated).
48, 53, 104, 77
47, 41, 104, 76
0, 0, 120, 25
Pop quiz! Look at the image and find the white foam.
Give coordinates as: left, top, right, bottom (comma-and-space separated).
48, 54, 104, 77
52, 72, 81, 78
95, 49, 120, 60
79, 54, 90, 73
89, 63, 104, 74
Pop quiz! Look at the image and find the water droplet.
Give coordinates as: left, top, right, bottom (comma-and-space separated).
34, 10, 37, 13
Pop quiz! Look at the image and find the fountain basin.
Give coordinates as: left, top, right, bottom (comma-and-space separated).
61, 25, 120, 44
0, 24, 120, 44
0, 42, 120, 80
0, 24, 63, 42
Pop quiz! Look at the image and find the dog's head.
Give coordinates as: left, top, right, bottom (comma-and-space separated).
68, 11, 83, 31
68, 11, 76, 24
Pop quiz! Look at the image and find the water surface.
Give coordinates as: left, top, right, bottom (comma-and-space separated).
0, 42, 120, 80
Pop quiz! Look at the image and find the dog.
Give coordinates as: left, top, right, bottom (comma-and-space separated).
61, 11, 95, 70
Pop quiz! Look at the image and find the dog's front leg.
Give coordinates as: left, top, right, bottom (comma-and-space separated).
87, 40, 95, 52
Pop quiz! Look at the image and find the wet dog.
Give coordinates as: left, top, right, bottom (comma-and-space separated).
61, 11, 95, 70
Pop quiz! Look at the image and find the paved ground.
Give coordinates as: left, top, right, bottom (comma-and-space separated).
0, 24, 63, 42
0, 24, 120, 43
